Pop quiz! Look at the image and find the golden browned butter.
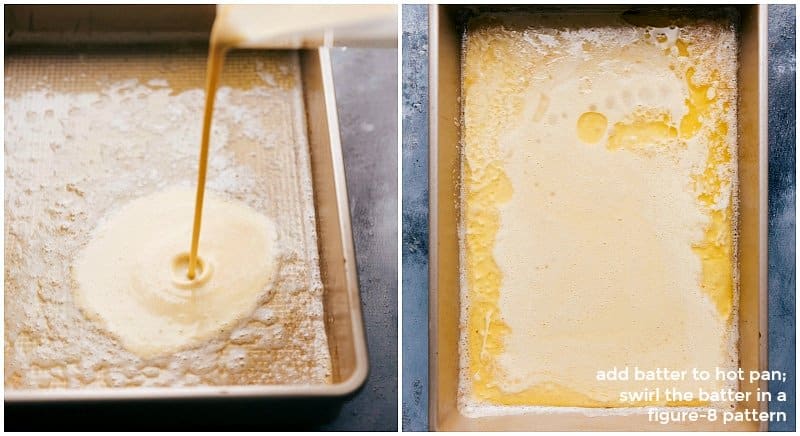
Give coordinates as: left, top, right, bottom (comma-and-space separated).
460, 12, 738, 411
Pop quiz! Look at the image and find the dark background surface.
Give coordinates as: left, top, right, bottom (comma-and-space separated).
322, 47, 399, 431
4, 47, 398, 431
401, 4, 430, 432
401, 4, 796, 431
766, 5, 795, 432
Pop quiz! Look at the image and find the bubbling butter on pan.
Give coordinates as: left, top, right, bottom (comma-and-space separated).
4, 51, 331, 389
459, 11, 738, 412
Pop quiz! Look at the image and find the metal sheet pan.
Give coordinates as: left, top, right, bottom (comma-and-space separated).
4, 5, 368, 403
428, 4, 767, 431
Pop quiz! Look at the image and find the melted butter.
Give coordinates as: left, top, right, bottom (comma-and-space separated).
685, 70, 735, 320
463, 153, 513, 402
461, 13, 738, 410
606, 111, 679, 154
676, 38, 690, 57
680, 68, 719, 139
576, 111, 608, 144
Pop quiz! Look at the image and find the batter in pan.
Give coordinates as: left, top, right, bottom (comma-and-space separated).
460, 11, 738, 411
68, 8, 271, 359
73, 188, 278, 358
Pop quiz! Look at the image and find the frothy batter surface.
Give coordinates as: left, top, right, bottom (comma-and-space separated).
74, 188, 278, 359
5, 48, 331, 388
459, 11, 738, 412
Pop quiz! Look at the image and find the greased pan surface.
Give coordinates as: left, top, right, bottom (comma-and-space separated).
429, 4, 767, 431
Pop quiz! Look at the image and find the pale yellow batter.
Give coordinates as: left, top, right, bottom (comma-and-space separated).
74, 188, 277, 358
460, 12, 738, 411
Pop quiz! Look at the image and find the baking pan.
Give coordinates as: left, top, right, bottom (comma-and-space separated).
4, 5, 368, 403
429, 4, 767, 431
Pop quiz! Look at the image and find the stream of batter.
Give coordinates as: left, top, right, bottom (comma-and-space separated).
74, 7, 279, 359
190, 4, 396, 279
